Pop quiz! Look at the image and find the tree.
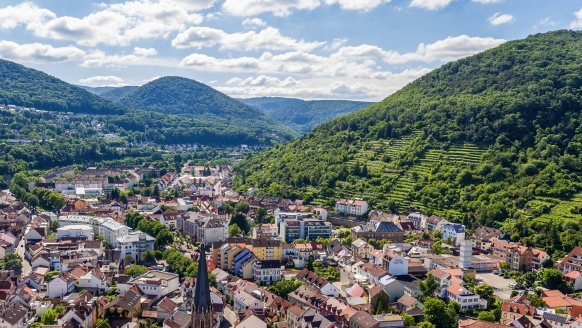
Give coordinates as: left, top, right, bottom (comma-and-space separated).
228, 224, 243, 237
256, 207, 267, 224
44, 271, 60, 281
526, 293, 546, 307
419, 322, 436, 328
230, 214, 250, 234
337, 228, 351, 239
433, 230, 442, 239
125, 255, 135, 263
375, 292, 389, 315
342, 235, 354, 247
422, 231, 431, 239
419, 274, 439, 301
473, 284, 495, 308
538, 268, 563, 289
155, 229, 173, 248
143, 250, 156, 263
477, 311, 496, 322
2, 253, 22, 268
267, 278, 304, 299
127, 265, 149, 277
154, 250, 164, 261
235, 201, 250, 214
50, 220, 59, 232
448, 301, 461, 314
307, 257, 314, 271
518, 272, 537, 288
401, 313, 416, 326
423, 298, 457, 328
432, 239, 446, 255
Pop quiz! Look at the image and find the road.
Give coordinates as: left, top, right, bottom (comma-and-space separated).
16, 235, 31, 278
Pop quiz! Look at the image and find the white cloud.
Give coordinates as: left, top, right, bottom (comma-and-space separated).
79, 76, 124, 84
228, 75, 300, 87
472, 0, 503, 3
409, 0, 453, 10
205, 12, 221, 20
222, 0, 320, 17
218, 79, 388, 100
1, 0, 204, 47
324, 0, 389, 11
534, 17, 558, 29
488, 12, 514, 25
209, 80, 218, 84
81, 47, 161, 67
570, 8, 582, 29
0, 40, 85, 63
382, 35, 506, 63
161, 0, 218, 11
0, 2, 55, 29
172, 26, 325, 52
242, 18, 267, 27
324, 38, 348, 51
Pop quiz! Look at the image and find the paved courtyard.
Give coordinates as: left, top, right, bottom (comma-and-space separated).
475, 272, 516, 300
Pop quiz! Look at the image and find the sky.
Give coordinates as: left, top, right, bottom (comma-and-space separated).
0, 0, 581, 101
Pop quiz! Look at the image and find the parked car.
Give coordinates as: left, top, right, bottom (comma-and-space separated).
509, 283, 517, 288
493, 270, 500, 275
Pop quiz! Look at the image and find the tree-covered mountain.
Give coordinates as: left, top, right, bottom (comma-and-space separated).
0, 61, 292, 146
117, 77, 298, 139
234, 30, 582, 258
100, 86, 139, 102
0, 60, 125, 114
238, 97, 303, 113
268, 100, 374, 134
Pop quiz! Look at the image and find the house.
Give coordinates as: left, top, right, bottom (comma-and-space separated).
22, 273, 44, 290
105, 289, 142, 318
234, 290, 263, 312
383, 252, 408, 276
564, 271, 582, 290
560, 247, 582, 274
157, 297, 177, 321
500, 302, 537, 325
349, 311, 379, 328
77, 269, 110, 293
46, 272, 75, 298
252, 260, 282, 284
351, 222, 404, 243
116, 231, 156, 260
336, 199, 368, 216
396, 294, 423, 313
0, 303, 29, 328
423, 216, 447, 232
357, 262, 388, 286
352, 239, 373, 260
295, 269, 340, 297
127, 271, 180, 303
56, 292, 98, 328
440, 223, 466, 246
493, 241, 549, 271
444, 284, 487, 311
472, 226, 505, 252
373, 314, 404, 328
163, 310, 191, 328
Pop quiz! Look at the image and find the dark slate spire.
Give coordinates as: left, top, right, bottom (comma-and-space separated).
193, 245, 211, 313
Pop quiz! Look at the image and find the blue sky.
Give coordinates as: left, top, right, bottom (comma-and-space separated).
0, 0, 581, 101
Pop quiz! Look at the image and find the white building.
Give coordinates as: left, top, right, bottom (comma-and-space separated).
57, 225, 94, 240
127, 271, 180, 303
443, 284, 487, 311
233, 290, 263, 312
77, 269, 110, 293
46, 272, 75, 298
58, 215, 131, 246
116, 231, 156, 260
335, 199, 368, 216
176, 198, 194, 211
440, 223, 466, 246
252, 260, 282, 284
385, 253, 409, 276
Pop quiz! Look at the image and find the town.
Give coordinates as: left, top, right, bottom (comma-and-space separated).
0, 162, 579, 328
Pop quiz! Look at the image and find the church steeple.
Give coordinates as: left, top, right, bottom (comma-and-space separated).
192, 246, 214, 328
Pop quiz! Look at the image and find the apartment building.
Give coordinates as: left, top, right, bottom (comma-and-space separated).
336, 199, 368, 216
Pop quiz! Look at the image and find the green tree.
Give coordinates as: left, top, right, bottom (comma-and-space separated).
538, 268, 564, 289
419, 274, 439, 301
267, 278, 304, 300
44, 271, 60, 281
155, 229, 174, 248
143, 250, 156, 263
255, 207, 267, 224
423, 298, 457, 328
307, 256, 314, 271
473, 284, 495, 308
235, 201, 250, 214
419, 322, 436, 328
433, 230, 442, 239
337, 228, 351, 239
228, 224, 243, 237
477, 311, 496, 322
342, 235, 354, 247
375, 292, 389, 315
50, 220, 59, 232
2, 253, 23, 268
402, 313, 416, 326
127, 265, 149, 277
526, 293, 546, 307
154, 250, 164, 261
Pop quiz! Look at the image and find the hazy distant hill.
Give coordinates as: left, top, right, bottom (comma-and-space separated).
238, 97, 303, 113
100, 86, 139, 102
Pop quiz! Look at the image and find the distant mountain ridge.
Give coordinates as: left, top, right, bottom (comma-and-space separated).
238, 97, 303, 113
116, 76, 298, 140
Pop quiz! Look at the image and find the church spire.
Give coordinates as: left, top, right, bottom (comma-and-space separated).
193, 245, 212, 313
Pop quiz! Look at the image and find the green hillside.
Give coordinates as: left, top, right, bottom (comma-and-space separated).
100, 86, 139, 102
0, 60, 125, 114
76, 85, 118, 96
234, 30, 582, 257
268, 100, 374, 134
238, 97, 303, 113
118, 77, 298, 140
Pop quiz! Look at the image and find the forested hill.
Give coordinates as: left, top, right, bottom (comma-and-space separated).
267, 100, 374, 134
0, 60, 125, 114
100, 86, 139, 102
117, 77, 298, 139
238, 97, 303, 113
234, 30, 582, 258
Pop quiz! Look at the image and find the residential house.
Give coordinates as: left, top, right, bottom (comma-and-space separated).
336, 199, 368, 216
444, 284, 487, 311
295, 269, 340, 297
500, 302, 537, 325
105, 289, 142, 318
352, 239, 373, 261
357, 262, 388, 286
157, 297, 177, 321
396, 295, 423, 313
252, 260, 282, 284
0, 303, 29, 328
349, 311, 379, 328
46, 272, 75, 298
351, 222, 404, 243
127, 271, 180, 303
77, 269, 110, 293
560, 247, 582, 275
423, 216, 448, 232
234, 289, 263, 312
471, 226, 505, 253
383, 252, 409, 276
440, 223, 466, 247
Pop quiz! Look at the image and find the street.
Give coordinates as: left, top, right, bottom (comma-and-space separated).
223, 306, 236, 328
16, 236, 31, 278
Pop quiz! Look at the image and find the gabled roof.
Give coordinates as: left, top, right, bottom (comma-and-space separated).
346, 284, 365, 298
158, 297, 177, 312
0, 303, 28, 325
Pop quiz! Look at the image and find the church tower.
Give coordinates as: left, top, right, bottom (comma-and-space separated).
191, 245, 214, 328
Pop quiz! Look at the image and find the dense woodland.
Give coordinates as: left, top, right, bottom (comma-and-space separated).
116, 76, 297, 140
234, 30, 582, 258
